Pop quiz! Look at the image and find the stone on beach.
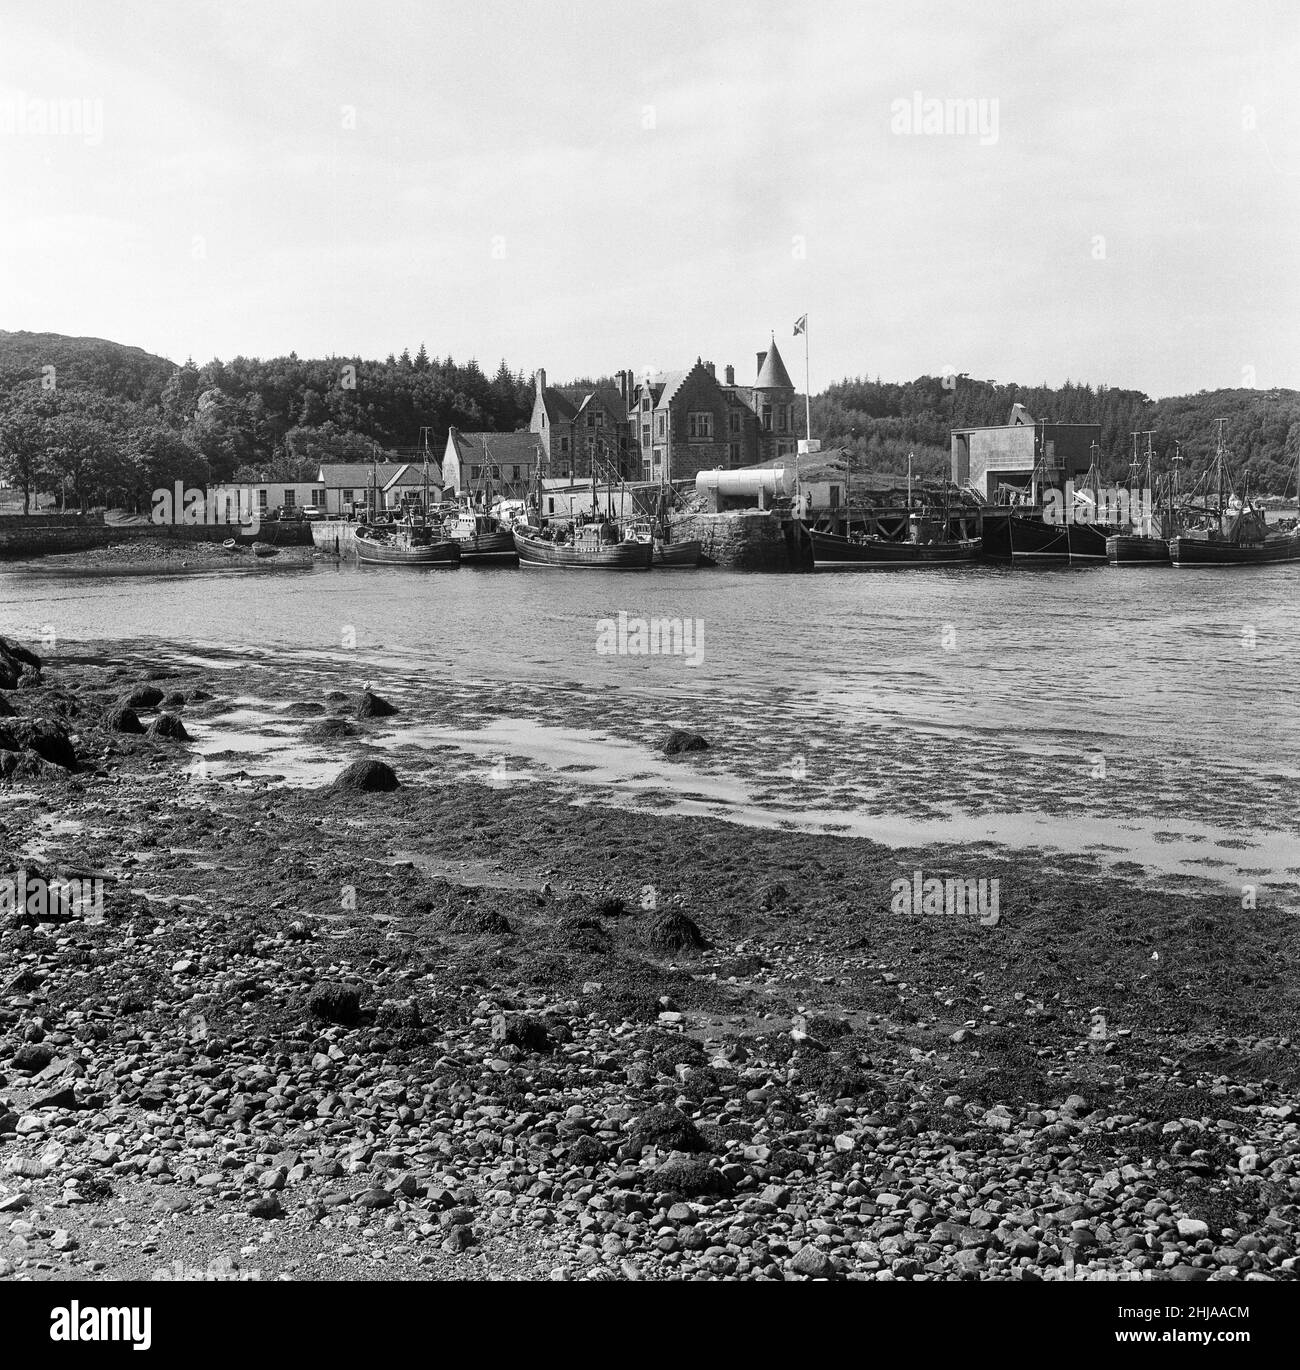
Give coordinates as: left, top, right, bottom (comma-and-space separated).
308, 981, 362, 1024
147, 712, 190, 741
647, 908, 705, 954
8, 717, 78, 770
120, 685, 164, 710
104, 703, 145, 733
355, 690, 398, 719
330, 758, 399, 792
662, 728, 708, 755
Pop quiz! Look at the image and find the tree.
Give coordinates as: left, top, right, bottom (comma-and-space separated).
0, 383, 59, 512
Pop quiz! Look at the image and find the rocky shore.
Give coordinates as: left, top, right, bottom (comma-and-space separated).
0, 636, 1297, 1283
5, 538, 316, 574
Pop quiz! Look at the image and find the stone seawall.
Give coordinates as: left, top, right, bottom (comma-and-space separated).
0, 515, 313, 560
310, 521, 361, 556
669, 511, 813, 572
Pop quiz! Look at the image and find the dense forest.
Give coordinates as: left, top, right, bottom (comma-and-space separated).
0, 331, 533, 511
2, 330, 1297, 510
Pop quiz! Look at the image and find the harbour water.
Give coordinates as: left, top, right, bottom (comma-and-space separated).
3, 560, 1297, 905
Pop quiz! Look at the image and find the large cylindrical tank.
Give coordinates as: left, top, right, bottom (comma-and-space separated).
695, 467, 795, 499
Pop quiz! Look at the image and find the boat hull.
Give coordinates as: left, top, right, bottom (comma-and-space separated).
1065, 522, 1111, 563
1106, 534, 1171, 566
1169, 534, 1300, 566
450, 530, 519, 563
513, 529, 653, 569
355, 535, 461, 566
652, 539, 703, 568
810, 529, 982, 569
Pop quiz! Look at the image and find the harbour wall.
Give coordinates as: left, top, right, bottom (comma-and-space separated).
669, 511, 813, 572
0, 514, 312, 560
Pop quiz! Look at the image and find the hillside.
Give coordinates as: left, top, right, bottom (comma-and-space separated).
0, 330, 176, 408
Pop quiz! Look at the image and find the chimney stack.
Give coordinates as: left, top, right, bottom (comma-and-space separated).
535, 368, 546, 396
618, 370, 627, 404
724, 364, 734, 386
756, 351, 767, 376
704, 360, 715, 378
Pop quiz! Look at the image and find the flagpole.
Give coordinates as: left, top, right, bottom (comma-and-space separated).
803, 315, 811, 443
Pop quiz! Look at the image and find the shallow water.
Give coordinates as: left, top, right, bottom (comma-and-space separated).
3, 558, 1298, 905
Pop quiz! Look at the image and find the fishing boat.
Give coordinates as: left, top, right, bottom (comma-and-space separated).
1106, 431, 1171, 565
354, 443, 459, 565
623, 521, 703, 568
355, 522, 460, 565
443, 434, 520, 563
813, 458, 981, 568
513, 519, 653, 569
1169, 421, 1300, 567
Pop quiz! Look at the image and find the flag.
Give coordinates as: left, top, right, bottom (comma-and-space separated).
793, 314, 807, 335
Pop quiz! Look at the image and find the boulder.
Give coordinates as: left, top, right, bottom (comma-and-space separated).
647, 908, 705, 954
0, 694, 15, 717
148, 713, 190, 741
104, 704, 144, 734
10, 718, 77, 771
308, 982, 362, 1025
120, 685, 164, 710
662, 729, 708, 755
355, 690, 398, 719
329, 758, 399, 792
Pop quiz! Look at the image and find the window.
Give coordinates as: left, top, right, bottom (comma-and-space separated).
560, 436, 569, 454
342, 489, 353, 504
778, 406, 788, 433
641, 423, 650, 448
729, 411, 740, 435
283, 489, 295, 508
470, 465, 480, 481
688, 412, 713, 440
586, 413, 594, 428
594, 412, 603, 428
762, 405, 772, 431
547, 497, 555, 514
511, 466, 521, 482
311, 488, 321, 506
257, 490, 268, 509
728, 442, 741, 465
657, 414, 666, 438
641, 397, 650, 412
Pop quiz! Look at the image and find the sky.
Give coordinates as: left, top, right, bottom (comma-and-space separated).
1, 0, 1297, 398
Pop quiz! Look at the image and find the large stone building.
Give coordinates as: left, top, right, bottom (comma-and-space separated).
526, 334, 804, 486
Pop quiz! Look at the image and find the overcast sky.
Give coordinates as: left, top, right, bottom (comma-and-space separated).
1, 0, 1297, 397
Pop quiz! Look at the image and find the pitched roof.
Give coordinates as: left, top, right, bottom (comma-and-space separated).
318, 462, 407, 488
382, 463, 443, 491
540, 387, 577, 424
755, 337, 795, 390
449, 429, 545, 463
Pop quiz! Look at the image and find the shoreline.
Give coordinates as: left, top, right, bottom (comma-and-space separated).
0, 639, 1296, 1283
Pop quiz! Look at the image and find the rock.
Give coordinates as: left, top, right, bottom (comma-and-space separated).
9, 718, 77, 770
625, 1104, 709, 1157
305, 717, 356, 741
247, 1195, 284, 1219
647, 909, 705, 954
147, 713, 190, 742
355, 690, 398, 719
0, 693, 15, 717
490, 1013, 552, 1053
357, 1188, 394, 1210
653, 1155, 733, 1197
120, 685, 163, 710
329, 759, 399, 793
308, 982, 362, 1025
789, 1245, 835, 1278
50, 1229, 77, 1252
1176, 1218, 1210, 1240
0, 638, 42, 689
662, 729, 708, 755
103, 704, 144, 734
12, 1042, 55, 1072
1167, 1265, 1211, 1282
441, 1225, 474, 1253
568, 1135, 608, 1166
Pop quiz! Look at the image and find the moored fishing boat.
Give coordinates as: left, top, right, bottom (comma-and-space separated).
810, 528, 981, 568
1106, 533, 1170, 565
355, 522, 461, 565
513, 520, 653, 569
624, 521, 703, 568
1168, 421, 1300, 567
445, 508, 518, 564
